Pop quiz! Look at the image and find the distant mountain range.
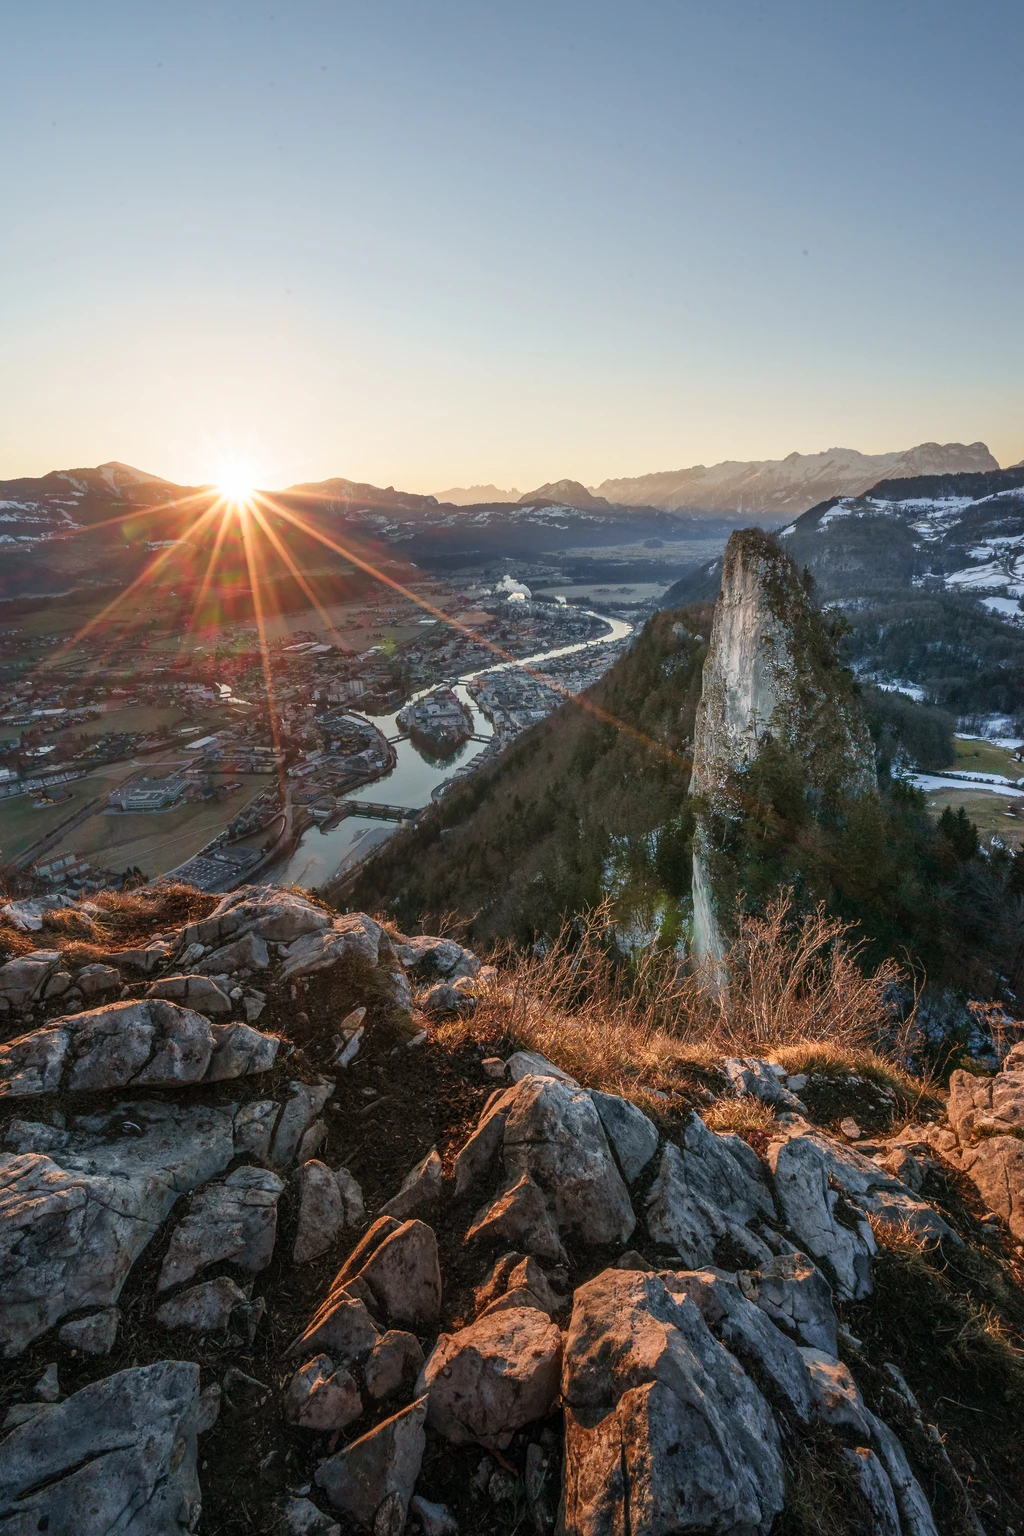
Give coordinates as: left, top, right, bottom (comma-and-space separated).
590, 441, 999, 515
0, 442, 1014, 605
431, 484, 521, 505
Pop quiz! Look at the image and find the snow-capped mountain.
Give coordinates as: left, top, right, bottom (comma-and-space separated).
593, 442, 999, 515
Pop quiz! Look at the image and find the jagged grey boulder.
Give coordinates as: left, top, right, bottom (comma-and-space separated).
353, 1218, 442, 1327
505, 1051, 578, 1085
0, 1361, 207, 1535
410, 1496, 459, 1536
294, 1289, 382, 1365
207, 1019, 280, 1080
154, 1275, 250, 1333
365, 1329, 425, 1401
454, 1083, 520, 1196
393, 934, 480, 980
0, 950, 61, 1009
0, 998, 280, 1099
183, 885, 332, 948
949, 1061, 1024, 1141
58, 1308, 119, 1355
109, 940, 173, 975
234, 1098, 281, 1161
315, 1395, 428, 1536
274, 1496, 341, 1536
145, 973, 232, 1014
418, 980, 474, 1017
76, 963, 121, 997
665, 1269, 814, 1424
298, 1215, 441, 1352
419, 1306, 563, 1448
587, 1090, 659, 1182
284, 1354, 362, 1432
466, 1171, 566, 1264
379, 1147, 442, 1221
738, 1251, 838, 1354
294, 1160, 366, 1263
280, 913, 386, 980
775, 1126, 956, 1248
0, 999, 212, 1096
949, 1059, 1024, 1239
723, 1055, 807, 1113
0, 1101, 240, 1355
561, 1268, 784, 1535
800, 1350, 938, 1536
646, 1134, 775, 1269
768, 1134, 876, 1300
477, 1254, 566, 1320
502, 1075, 636, 1247
157, 1164, 285, 1290
196, 929, 270, 974
842, 1447, 901, 1536
959, 1136, 1024, 1240
269, 1080, 335, 1166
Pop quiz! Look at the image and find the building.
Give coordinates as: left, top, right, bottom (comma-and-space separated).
108, 775, 185, 812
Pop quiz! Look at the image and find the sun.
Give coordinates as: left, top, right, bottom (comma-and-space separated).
214, 462, 258, 506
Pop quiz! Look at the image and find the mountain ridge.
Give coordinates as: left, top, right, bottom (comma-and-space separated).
592, 441, 999, 515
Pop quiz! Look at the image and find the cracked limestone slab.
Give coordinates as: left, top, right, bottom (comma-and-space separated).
182, 885, 333, 948
0, 999, 281, 1099
0, 1100, 240, 1355
157, 1165, 285, 1291
280, 914, 386, 981
0, 1360, 208, 1536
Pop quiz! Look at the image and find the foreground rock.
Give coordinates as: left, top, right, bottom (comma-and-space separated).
645, 1111, 776, 1268
182, 885, 333, 948
157, 1165, 285, 1290
0, 1100, 251, 1354
0, 998, 279, 1098
315, 1395, 428, 1535
294, 1160, 366, 1263
0, 1361, 211, 1535
295, 1217, 442, 1362
561, 1268, 785, 1535
949, 1053, 1024, 1239
801, 1349, 938, 1536
459, 1074, 636, 1257
420, 1306, 563, 1448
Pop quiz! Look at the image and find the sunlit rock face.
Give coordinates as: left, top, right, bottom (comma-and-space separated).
689, 528, 875, 962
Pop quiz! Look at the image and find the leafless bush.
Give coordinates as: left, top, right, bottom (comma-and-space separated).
455, 892, 913, 1101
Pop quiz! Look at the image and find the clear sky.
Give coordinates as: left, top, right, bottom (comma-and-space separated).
2, 0, 1021, 492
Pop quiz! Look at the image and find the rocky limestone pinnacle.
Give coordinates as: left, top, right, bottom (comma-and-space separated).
689, 527, 875, 962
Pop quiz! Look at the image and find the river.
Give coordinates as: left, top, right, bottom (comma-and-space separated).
269, 613, 633, 889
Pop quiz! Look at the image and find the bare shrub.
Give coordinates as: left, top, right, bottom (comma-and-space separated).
449, 891, 912, 1101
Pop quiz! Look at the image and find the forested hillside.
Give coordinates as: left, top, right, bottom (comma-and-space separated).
349, 603, 1024, 1006
348, 607, 712, 940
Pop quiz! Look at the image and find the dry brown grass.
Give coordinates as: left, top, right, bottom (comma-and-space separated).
0, 882, 220, 967
702, 1096, 777, 1139
437, 893, 917, 1105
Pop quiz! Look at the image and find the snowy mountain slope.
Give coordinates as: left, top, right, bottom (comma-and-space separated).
661, 466, 1024, 714
594, 441, 999, 515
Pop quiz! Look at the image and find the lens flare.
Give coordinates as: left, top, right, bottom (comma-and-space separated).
215, 463, 258, 505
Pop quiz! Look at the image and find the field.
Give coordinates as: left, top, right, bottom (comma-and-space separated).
923, 785, 1024, 848
0, 765, 134, 860
953, 735, 1024, 779
55, 775, 270, 879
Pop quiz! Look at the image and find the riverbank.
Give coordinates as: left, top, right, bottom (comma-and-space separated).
266, 611, 632, 891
